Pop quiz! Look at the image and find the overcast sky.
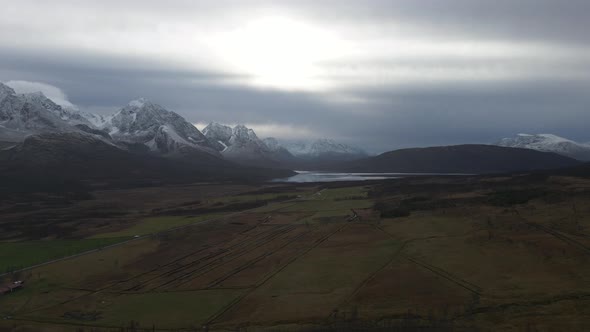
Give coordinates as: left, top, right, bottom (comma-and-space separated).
1, 0, 589, 152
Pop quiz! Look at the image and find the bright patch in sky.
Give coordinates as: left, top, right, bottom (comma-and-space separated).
206, 16, 351, 90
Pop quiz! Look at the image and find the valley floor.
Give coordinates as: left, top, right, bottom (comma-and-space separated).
1, 174, 590, 331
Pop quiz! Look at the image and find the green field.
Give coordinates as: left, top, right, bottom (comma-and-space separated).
2, 178, 590, 331
0, 238, 128, 273
91, 213, 226, 238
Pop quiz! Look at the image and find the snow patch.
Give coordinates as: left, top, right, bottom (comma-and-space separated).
128, 98, 147, 108
217, 140, 228, 152
496, 133, 590, 161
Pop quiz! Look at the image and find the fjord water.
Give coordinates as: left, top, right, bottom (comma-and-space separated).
276, 171, 399, 182
275, 171, 472, 182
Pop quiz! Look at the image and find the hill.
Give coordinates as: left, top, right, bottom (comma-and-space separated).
337, 144, 580, 174
0, 132, 294, 193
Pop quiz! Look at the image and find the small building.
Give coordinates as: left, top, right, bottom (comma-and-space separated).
347, 208, 378, 222
0, 281, 24, 295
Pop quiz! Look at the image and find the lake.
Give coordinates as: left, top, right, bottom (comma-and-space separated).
274, 171, 462, 183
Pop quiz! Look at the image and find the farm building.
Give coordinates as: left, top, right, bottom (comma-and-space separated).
0, 280, 24, 295
347, 208, 377, 222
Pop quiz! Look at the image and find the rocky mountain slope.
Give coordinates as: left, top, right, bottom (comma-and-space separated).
202, 122, 368, 168
283, 138, 367, 161
0, 84, 85, 142
203, 123, 294, 167
0, 83, 220, 158
98, 98, 218, 156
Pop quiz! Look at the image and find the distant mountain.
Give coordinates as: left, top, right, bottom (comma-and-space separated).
202, 122, 232, 151
202, 122, 366, 168
0, 86, 221, 157
0, 83, 85, 141
496, 133, 590, 161
98, 98, 218, 156
1, 82, 365, 171
337, 144, 580, 174
20, 92, 94, 127
262, 137, 295, 162
283, 138, 368, 161
202, 123, 294, 167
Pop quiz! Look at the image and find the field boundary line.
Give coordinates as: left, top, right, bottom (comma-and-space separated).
204, 222, 349, 326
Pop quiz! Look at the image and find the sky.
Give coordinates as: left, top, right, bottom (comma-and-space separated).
1, 0, 589, 153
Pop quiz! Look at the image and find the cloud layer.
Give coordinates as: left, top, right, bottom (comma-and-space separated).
0, 0, 588, 152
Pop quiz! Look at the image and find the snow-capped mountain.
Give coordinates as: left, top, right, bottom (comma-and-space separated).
99, 98, 218, 155
202, 122, 232, 151
225, 124, 267, 156
202, 123, 293, 167
202, 122, 368, 167
0, 83, 88, 141
262, 137, 296, 163
1, 81, 362, 169
20, 92, 93, 127
496, 134, 590, 161
284, 138, 368, 161
1, 83, 219, 157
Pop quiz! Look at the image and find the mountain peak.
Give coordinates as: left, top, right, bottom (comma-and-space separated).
20, 91, 61, 109
0, 82, 16, 101
128, 98, 149, 108
262, 137, 280, 150
232, 124, 258, 141
202, 122, 232, 150
99, 100, 216, 155
203, 122, 232, 134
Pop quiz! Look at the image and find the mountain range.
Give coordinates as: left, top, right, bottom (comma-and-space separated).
202, 123, 293, 167
0, 83, 295, 190
201, 122, 367, 168
0, 81, 584, 188
0, 82, 364, 165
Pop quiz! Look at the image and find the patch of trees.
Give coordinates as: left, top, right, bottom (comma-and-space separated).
153, 195, 298, 216
374, 196, 460, 218
486, 189, 547, 206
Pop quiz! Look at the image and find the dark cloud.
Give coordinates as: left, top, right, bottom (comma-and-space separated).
292, 0, 590, 44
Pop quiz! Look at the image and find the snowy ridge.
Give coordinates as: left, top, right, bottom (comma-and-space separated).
283, 138, 367, 160
0, 83, 85, 141
496, 133, 590, 161
0, 82, 217, 157
202, 122, 368, 166
98, 99, 217, 155
202, 122, 233, 152
2, 80, 366, 167
202, 123, 295, 166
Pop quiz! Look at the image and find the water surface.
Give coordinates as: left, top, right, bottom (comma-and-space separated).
274, 171, 460, 183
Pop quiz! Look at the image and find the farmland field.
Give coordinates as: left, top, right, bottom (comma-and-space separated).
2, 175, 590, 331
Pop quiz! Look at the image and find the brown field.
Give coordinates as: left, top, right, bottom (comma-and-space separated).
2, 175, 590, 331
